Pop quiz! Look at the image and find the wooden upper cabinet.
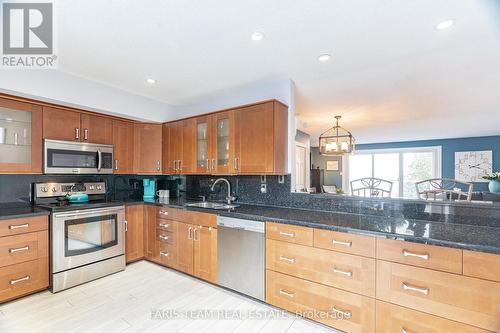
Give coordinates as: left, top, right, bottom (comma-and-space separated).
212, 111, 235, 174
112, 120, 134, 174
194, 115, 214, 174
0, 97, 42, 174
180, 118, 196, 174
43, 107, 114, 144
164, 120, 183, 173
133, 123, 162, 174
234, 101, 288, 174
42, 107, 81, 141
80, 114, 113, 145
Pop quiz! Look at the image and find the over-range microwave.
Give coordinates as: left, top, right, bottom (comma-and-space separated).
44, 139, 113, 174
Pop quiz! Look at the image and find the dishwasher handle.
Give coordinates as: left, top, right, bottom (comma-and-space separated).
217, 216, 264, 233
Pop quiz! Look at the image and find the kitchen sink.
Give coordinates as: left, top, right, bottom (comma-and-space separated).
185, 202, 239, 210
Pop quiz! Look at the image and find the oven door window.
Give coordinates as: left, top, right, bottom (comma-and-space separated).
65, 214, 118, 256
47, 148, 98, 169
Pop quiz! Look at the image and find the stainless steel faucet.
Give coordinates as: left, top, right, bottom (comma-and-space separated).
210, 178, 236, 204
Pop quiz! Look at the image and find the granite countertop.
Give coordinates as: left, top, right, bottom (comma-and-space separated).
0, 203, 50, 220
125, 197, 500, 255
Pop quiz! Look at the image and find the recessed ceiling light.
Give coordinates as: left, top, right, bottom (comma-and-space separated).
251, 32, 264, 41
146, 78, 156, 84
318, 54, 332, 62
436, 19, 455, 30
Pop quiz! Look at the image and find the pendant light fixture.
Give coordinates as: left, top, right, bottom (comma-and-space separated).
319, 115, 355, 156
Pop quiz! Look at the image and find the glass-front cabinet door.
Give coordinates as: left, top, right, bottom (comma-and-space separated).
195, 116, 212, 173
0, 97, 42, 173
213, 111, 234, 174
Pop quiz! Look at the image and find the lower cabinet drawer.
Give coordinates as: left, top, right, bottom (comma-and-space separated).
266, 222, 313, 246
266, 239, 376, 297
0, 216, 48, 237
0, 257, 49, 303
463, 250, 500, 283
157, 230, 175, 245
266, 270, 375, 333
157, 218, 175, 233
313, 229, 376, 258
157, 242, 177, 268
0, 231, 48, 267
376, 301, 493, 333
376, 260, 500, 332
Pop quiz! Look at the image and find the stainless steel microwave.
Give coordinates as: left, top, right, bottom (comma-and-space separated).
44, 139, 113, 174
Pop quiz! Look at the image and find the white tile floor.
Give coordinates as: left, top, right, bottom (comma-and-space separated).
0, 261, 339, 333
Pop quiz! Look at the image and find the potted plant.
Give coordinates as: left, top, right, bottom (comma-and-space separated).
483, 172, 500, 193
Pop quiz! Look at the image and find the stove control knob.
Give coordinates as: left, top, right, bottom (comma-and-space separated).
89, 185, 95, 190
40, 187, 48, 193
96, 185, 102, 190
52, 187, 57, 192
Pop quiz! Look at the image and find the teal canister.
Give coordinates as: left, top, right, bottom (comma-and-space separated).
143, 179, 156, 200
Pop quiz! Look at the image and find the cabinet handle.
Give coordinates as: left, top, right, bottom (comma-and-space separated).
333, 266, 353, 277
156, 161, 160, 171
332, 239, 352, 247
84, 128, 89, 141
402, 282, 429, 295
279, 289, 294, 298
10, 275, 30, 285
179, 160, 182, 171
159, 223, 169, 228
124, 220, 128, 232
206, 159, 210, 171
114, 159, 119, 171
9, 246, 29, 254
234, 157, 238, 170
402, 250, 429, 260
160, 251, 169, 257
401, 329, 409, 333
279, 256, 295, 264
279, 231, 295, 238
75, 128, 80, 140
212, 159, 216, 170
188, 227, 192, 240
9, 223, 29, 230
332, 306, 352, 319
159, 235, 169, 241
193, 228, 198, 241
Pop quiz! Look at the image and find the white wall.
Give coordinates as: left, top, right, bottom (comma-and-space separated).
0, 70, 172, 122
0, 70, 296, 173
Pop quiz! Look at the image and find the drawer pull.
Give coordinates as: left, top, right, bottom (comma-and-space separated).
402, 250, 429, 260
332, 239, 352, 247
279, 231, 295, 238
159, 235, 169, 241
279, 289, 295, 298
402, 329, 409, 333
159, 211, 169, 216
402, 282, 429, 295
10, 275, 30, 285
159, 251, 169, 257
333, 267, 352, 277
9, 223, 29, 230
332, 306, 352, 319
279, 256, 295, 264
159, 223, 170, 228
9, 246, 30, 254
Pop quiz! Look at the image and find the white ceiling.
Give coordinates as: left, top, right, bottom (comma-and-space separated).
52, 0, 500, 144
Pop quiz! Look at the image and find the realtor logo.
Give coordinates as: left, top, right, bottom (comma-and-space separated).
2, 1, 57, 68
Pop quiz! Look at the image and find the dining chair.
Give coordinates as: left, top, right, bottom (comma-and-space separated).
350, 177, 393, 197
415, 178, 473, 201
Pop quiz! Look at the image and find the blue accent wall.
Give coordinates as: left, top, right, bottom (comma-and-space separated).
357, 135, 500, 191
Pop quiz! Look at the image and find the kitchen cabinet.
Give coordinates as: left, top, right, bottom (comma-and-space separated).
164, 119, 196, 174
143, 205, 158, 262
133, 123, 162, 174
125, 205, 144, 263
0, 97, 43, 174
43, 107, 113, 144
112, 120, 134, 174
0, 215, 49, 303
80, 114, 113, 144
233, 101, 288, 174
193, 225, 217, 283
176, 222, 194, 274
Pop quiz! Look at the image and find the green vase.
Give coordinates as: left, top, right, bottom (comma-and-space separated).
488, 180, 500, 193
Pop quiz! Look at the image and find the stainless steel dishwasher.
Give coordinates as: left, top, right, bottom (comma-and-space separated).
217, 216, 265, 301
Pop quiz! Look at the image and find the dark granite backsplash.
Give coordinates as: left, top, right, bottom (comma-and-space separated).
185, 175, 500, 227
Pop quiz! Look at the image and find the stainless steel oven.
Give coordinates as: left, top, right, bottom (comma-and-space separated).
44, 139, 113, 174
51, 206, 125, 292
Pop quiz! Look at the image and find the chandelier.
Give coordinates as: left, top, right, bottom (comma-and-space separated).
319, 115, 355, 156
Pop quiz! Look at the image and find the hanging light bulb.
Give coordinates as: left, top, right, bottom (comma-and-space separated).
318, 116, 355, 156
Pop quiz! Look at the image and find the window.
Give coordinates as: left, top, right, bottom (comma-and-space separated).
344, 146, 441, 198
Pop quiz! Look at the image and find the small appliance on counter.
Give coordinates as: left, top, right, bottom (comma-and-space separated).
143, 179, 156, 200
